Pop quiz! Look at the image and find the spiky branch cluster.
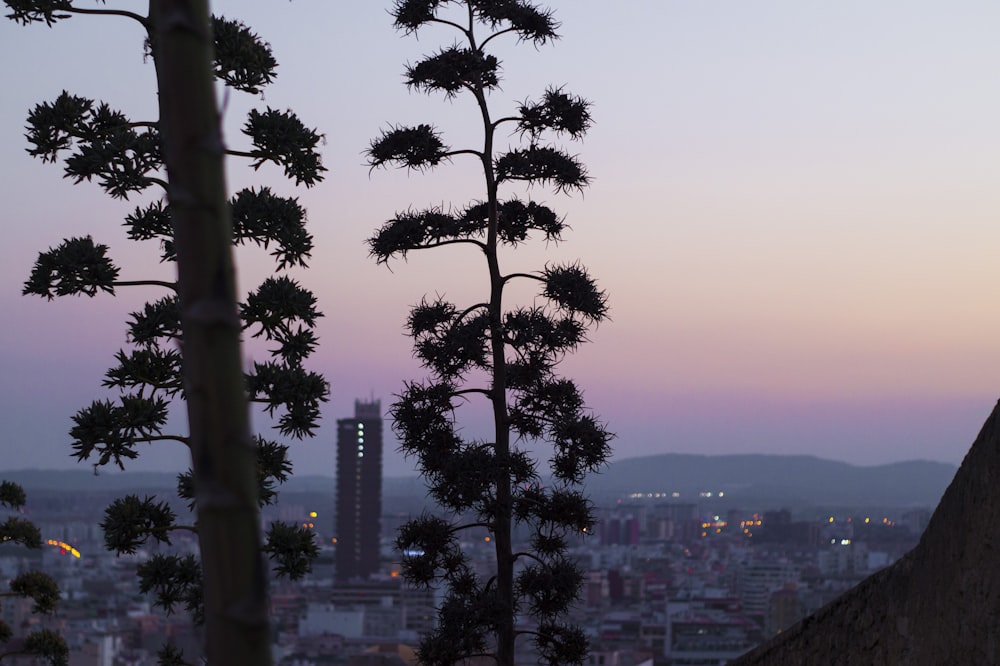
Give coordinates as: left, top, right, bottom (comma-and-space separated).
368, 2, 610, 665
0, 482, 68, 666
7, 1, 326, 655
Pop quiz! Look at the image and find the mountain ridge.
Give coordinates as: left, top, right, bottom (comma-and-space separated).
0, 453, 955, 507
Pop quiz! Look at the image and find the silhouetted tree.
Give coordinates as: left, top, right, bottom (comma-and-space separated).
0, 481, 68, 666
6, 2, 327, 665
367, 2, 610, 664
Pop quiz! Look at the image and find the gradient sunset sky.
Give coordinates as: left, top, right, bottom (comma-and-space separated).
1, 1, 997, 478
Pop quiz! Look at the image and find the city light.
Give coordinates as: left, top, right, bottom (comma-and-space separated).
46, 539, 81, 558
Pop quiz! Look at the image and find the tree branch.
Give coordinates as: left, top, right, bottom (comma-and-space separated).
126, 380, 183, 394
444, 148, 484, 160
452, 387, 492, 399
429, 17, 470, 38
449, 521, 494, 534
456, 302, 490, 323
397, 238, 488, 254
114, 280, 178, 291
480, 27, 517, 50
502, 272, 544, 285
167, 524, 198, 534
66, 5, 149, 27
512, 550, 547, 566
134, 435, 191, 446
492, 116, 521, 130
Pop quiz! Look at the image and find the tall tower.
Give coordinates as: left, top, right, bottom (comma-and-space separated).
335, 399, 383, 582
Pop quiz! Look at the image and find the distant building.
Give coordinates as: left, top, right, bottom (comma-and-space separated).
328, 580, 437, 639
664, 595, 758, 664
736, 560, 799, 617
765, 585, 802, 636
335, 399, 383, 582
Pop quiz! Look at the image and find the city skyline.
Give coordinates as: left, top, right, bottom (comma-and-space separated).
1, 1, 998, 479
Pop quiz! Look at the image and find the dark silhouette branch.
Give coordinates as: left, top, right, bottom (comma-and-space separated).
512, 550, 547, 566
225, 149, 256, 159
492, 116, 521, 130
502, 272, 544, 285
429, 17, 469, 36
452, 387, 493, 399
114, 280, 178, 291
449, 521, 494, 534
456, 302, 490, 322
133, 435, 190, 446
167, 524, 198, 535
444, 149, 484, 160
66, 4, 149, 27
397, 238, 488, 254
480, 27, 517, 50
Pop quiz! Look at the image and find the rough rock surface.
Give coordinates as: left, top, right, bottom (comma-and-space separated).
732, 400, 1000, 666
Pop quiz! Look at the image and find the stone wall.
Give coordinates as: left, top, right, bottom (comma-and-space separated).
732, 400, 1000, 666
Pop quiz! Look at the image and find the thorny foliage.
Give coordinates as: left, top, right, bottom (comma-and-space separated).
7, 2, 328, 659
0, 482, 68, 666
368, 2, 611, 664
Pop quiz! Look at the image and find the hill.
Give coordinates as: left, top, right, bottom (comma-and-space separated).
588, 453, 956, 507
1, 453, 955, 508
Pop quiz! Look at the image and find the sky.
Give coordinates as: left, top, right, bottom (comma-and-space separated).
1, 1, 998, 479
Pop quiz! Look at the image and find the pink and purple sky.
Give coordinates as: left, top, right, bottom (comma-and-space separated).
1, 1, 998, 478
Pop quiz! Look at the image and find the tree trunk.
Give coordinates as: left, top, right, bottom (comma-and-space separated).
480, 90, 516, 666
150, 1, 272, 664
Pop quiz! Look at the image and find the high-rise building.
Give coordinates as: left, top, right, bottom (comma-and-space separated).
335, 399, 383, 582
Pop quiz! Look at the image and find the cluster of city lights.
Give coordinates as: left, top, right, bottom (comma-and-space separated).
46, 539, 81, 558
738, 514, 764, 538
827, 516, 896, 527
300, 510, 319, 530
626, 490, 726, 500
700, 515, 728, 537
627, 491, 682, 499
688, 512, 903, 541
